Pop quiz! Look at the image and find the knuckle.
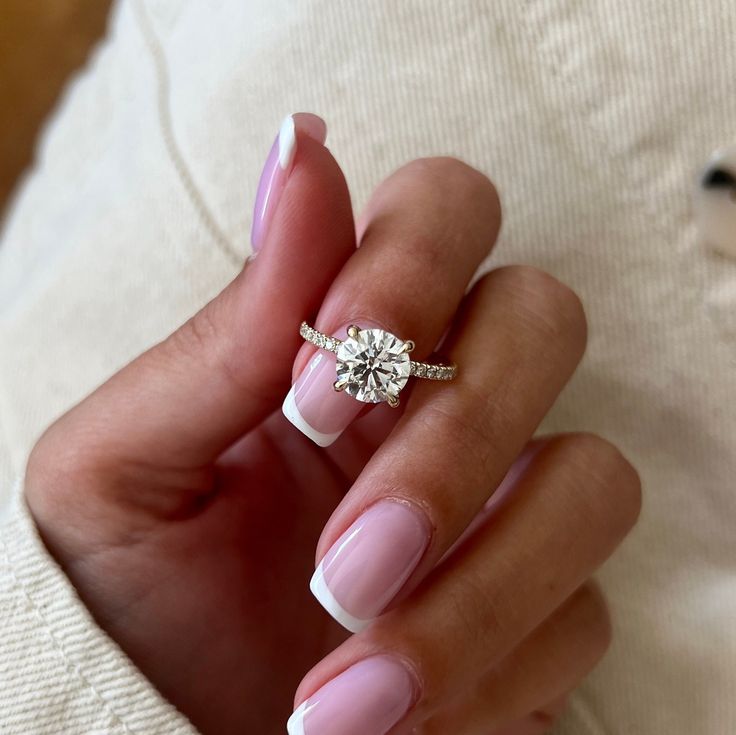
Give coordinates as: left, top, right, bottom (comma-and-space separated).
396, 230, 448, 272
25, 418, 102, 520
557, 432, 643, 534
451, 568, 506, 648
166, 301, 224, 364
164, 298, 266, 400
419, 383, 507, 479
396, 156, 501, 223
401, 565, 506, 689
490, 266, 588, 354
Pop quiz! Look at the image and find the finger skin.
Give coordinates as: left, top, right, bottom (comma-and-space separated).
484, 695, 569, 735
283, 157, 501, 447
293, 156, 500, 378
420, 583, 610, 735
295, 434, 641, 728
26, 120, 356, 540
310, 267, 589, 629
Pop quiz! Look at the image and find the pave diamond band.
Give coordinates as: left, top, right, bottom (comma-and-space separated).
300, 323, 342, 354
299, 321, 457, 407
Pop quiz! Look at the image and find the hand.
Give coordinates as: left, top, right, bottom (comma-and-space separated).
26, 117, 641, 735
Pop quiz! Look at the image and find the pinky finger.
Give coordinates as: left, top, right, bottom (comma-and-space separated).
417, 583, 610, 735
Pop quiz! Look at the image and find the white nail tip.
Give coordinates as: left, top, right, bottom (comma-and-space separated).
310, 562, 371, 634
278, 115, 297, 171
281, 385, 342, 447
286, 701, 307, 735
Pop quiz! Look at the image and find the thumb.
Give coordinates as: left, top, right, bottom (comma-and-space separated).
27, 113, 355, 521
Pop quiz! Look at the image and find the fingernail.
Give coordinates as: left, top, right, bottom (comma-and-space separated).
250, 113, 326, 252
281, 324, 371, 447
287, 655, 417, 735
310, 500, 431, 632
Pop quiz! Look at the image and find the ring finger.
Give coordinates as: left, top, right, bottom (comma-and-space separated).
281, 156, 501, 447
310, 265, 589, 632
419, 583, 610, 734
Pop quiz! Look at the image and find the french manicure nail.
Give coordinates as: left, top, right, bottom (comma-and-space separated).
287, 655, 417, 735
281, 324, 373, 447
310, 500, 431, 632
250, 113, 326, 252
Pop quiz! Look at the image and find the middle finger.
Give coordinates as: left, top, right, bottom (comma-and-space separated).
311, 266, 588, 631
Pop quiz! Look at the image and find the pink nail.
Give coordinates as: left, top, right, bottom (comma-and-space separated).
250, 113, 327, 252
310, 500, 431, 632
287, 656, 417, 735
281, 324, 374, 447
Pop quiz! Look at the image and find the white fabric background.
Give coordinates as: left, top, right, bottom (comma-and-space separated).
0, 0, 734, 732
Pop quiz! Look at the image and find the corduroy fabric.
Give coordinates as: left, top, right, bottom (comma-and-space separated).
0, 483, 195, 733
0, 0, 735, 733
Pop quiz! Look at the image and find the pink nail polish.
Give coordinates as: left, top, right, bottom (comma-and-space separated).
281, 349, 363, 447
250, 113, 326, 252
310, 500, 431, 632
281, 324, 378, 447
287, 656, 417, 735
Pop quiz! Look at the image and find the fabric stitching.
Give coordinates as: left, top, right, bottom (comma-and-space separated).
514, 5, 649, 732
516, 0, 722, 350
0, 488, 137, 735
130, 0, 241, 268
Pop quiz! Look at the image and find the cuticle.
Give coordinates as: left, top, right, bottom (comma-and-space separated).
386, 651, 425, 708
368, 495, 436, 543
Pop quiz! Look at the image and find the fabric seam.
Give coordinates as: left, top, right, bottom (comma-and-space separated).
130, 0, 241, 268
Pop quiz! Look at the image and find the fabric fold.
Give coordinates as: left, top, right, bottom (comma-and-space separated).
0, 478, 197, 735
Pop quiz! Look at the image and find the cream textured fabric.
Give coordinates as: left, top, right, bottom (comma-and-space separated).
0, 0, 735, 733
0, 485, 196, 733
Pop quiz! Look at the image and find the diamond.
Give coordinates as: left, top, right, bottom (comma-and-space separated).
335, 328, 411, 403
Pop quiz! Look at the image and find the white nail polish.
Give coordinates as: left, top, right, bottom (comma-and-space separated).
281, 383, 342, 447
286, 701, 308, 735
278, 115, 297, 171
310, 561, 370, 633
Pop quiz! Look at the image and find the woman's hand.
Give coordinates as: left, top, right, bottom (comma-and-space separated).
25, 117, 641, 735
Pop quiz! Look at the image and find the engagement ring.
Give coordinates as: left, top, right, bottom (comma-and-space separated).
299, 322, 457, 407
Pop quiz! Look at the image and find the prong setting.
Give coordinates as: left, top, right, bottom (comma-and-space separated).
298, 322, 456, 407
